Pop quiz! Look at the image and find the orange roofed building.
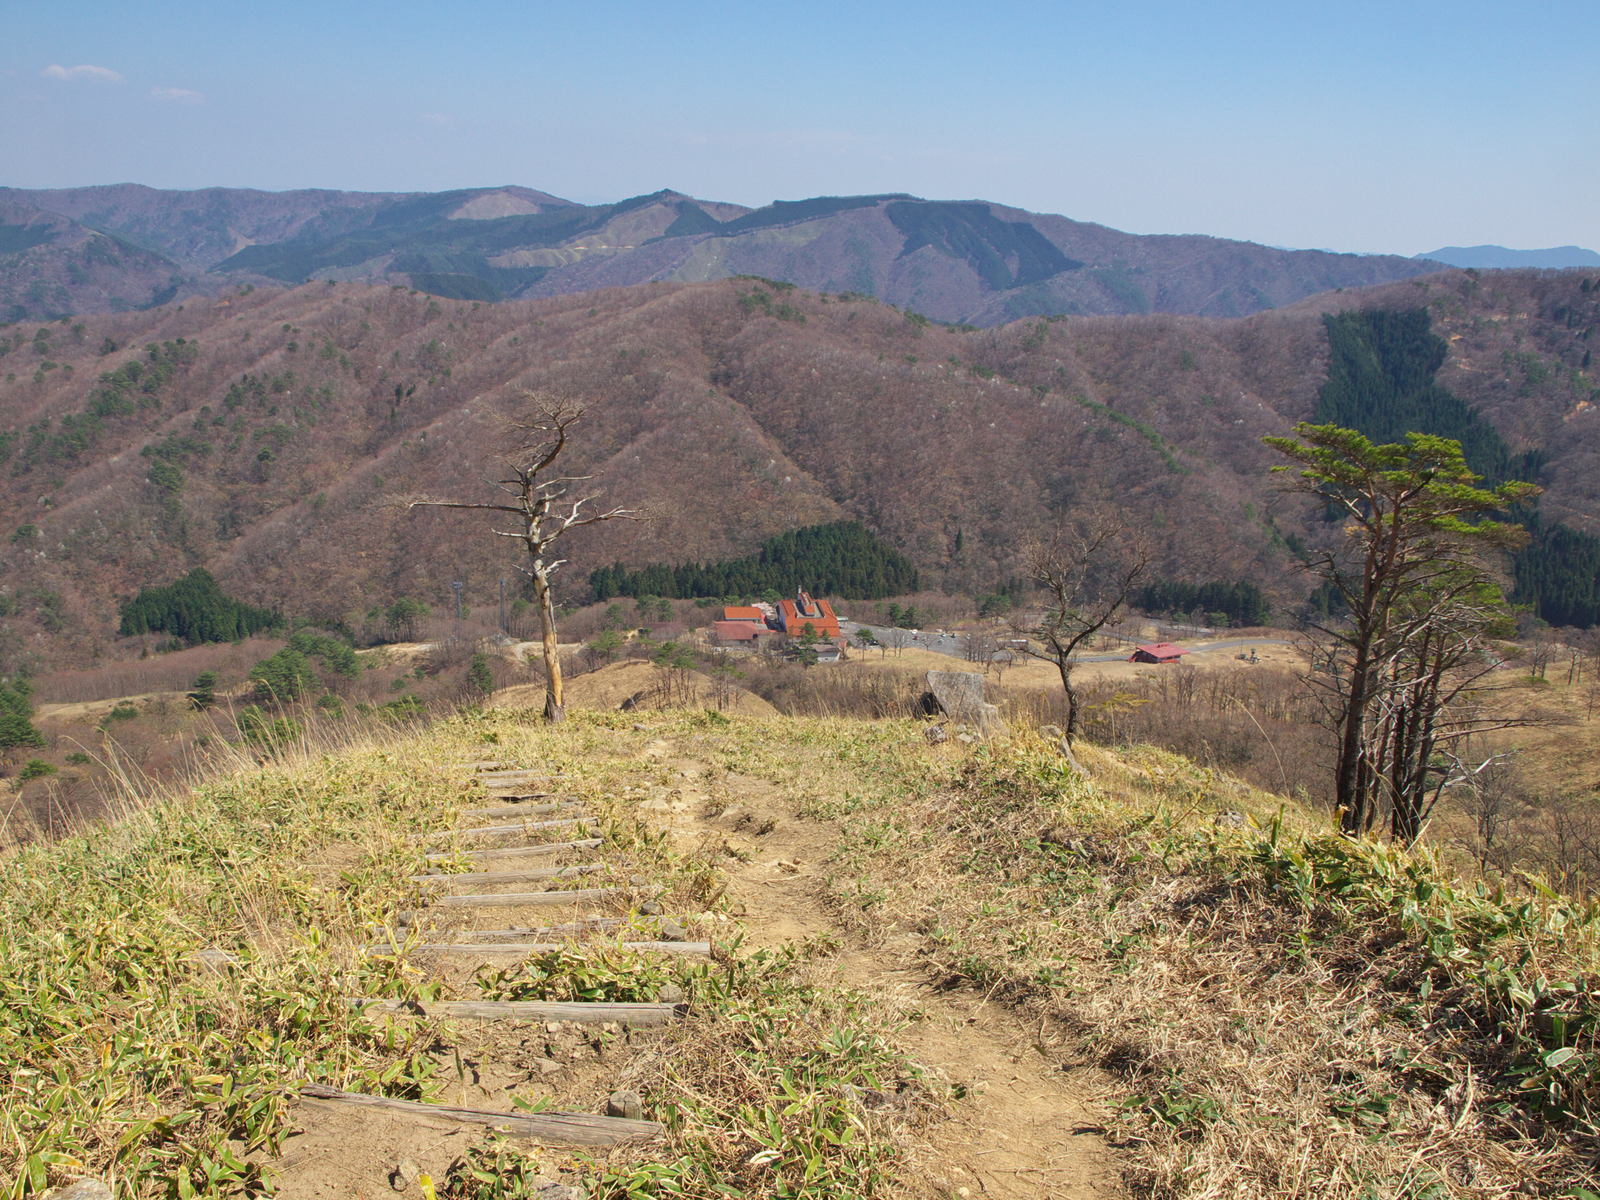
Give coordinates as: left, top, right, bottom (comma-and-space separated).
776, 590, 841, 639
721, 605, 765, 624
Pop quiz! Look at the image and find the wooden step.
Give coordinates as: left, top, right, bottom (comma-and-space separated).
481, 787, 569, 800
424, 837, 602, 863
462, 801, 578, 819
355, 998, 683, 1026
298, 1083, 661, 1146
385, 916, 627, 936
446, 760, 513, 771
374, 940, 711, 956
434, 886, 636, 908
420, 817, 588, 841
410, 864, 604, 886
475, 769, 564, 781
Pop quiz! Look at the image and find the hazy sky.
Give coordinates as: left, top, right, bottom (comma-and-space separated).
5, 0, 1596, 257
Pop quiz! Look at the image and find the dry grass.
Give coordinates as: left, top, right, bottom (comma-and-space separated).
650, 719, 1600, 1199
10, 693, 1600, 1198
1, 708, 951, 1199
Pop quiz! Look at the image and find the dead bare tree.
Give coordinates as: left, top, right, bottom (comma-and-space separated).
1526, 631, 1558, 680
1012, 513, 1148, 749
407, 397, 637, 722
962, 629, 998, 665
879, 627, 910, 657
1451, 752, 1525, 875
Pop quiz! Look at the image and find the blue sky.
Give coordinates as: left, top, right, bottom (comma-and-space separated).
4, 0, 1595, 256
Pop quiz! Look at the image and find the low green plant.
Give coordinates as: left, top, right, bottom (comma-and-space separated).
1121, 1072, 1222, 1137
0, 730, 459, 1196
236, 705, 301, 750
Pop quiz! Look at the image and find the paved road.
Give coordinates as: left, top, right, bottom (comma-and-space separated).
840, 621, 1291, 664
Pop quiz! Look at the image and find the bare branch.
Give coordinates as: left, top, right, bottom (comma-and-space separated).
409, 499, 527, 516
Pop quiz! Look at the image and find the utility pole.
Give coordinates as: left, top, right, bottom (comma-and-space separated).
499, 577, 507, 633
451, 579, 464, 622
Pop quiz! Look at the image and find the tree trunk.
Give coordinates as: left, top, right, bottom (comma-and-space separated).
532, 568, 565, 723
1055, 659, 1081, 744
1336, 643, 1378, 836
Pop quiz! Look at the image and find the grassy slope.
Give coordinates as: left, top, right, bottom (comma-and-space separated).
3, 709, 1598, 1198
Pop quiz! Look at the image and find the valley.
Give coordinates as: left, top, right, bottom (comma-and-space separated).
1, 268, 1596, 683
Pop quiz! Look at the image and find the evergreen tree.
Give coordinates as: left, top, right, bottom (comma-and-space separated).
1264, 423, 1536, 841
247, 648, 317, 704
187, 671, 218, 711
0, 677, 45, 751
287, 630, 360, 677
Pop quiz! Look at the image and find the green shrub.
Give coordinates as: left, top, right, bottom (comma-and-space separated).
248, 648, 317, 703
236, 705, 302, 750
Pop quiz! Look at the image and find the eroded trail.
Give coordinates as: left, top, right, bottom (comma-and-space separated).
638, 738, 1125, 1200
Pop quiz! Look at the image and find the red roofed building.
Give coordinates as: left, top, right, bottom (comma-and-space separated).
1130, 642, 1189, 664
776, 590, 842, 639
722, 605, 765, 624
713, 620, 764, 645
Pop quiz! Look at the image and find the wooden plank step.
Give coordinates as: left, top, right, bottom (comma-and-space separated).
462, 801, 578, 819
446, 760, 513, 771
481, 787, 570, 800
298, 1083, 662, 1146
355, 998, 683, 1025
434, 886, 637, 908
410, 864, 605, 886
424, 838, 602, 863
420, 817, 587, 841
374, 941, 711, 956
475, 769, 565, 781
386, 916, 627, 936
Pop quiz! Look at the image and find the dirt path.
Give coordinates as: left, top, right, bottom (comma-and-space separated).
648, 743, 1126, 1200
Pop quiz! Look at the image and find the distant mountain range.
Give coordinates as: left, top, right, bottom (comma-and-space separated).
1415, 245, 1600, 270
0, 183, 1443, 325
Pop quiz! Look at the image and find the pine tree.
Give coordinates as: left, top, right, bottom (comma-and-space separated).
1265, 422, 1537, 840
0, 677, 45, 751
187, 671, 218, 711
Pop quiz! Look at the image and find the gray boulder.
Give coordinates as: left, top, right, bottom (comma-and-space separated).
922, 671, 1008, 739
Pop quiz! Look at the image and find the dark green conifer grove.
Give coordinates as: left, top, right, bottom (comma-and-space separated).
118, 569, 282, 644
589, 521, 918, 602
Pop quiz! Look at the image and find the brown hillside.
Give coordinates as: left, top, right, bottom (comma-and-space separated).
0, 270, 1596, 674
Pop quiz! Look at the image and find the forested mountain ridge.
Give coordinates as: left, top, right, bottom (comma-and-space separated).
0, 183, 1438, 325
0, 268, 1596, 673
